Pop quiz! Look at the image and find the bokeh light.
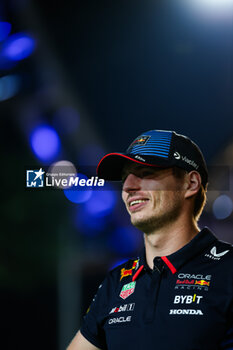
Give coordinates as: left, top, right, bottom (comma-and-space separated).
0, 75, 20, 101
0, 55, 17, 70
83, 186, 117, 218
2, 33, 36, 61
194, 0, 233, 9
75, 205, 107, 235
108, 226, 142, 256
178, 0, 233, 19
30, 125, 61, 162
0, 22, 11, 42
212, 194, 233, 220
47, 160, 77, 189
63, 173, 92, 204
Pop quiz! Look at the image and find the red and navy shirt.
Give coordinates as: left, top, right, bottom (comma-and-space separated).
80, 227, 233, 350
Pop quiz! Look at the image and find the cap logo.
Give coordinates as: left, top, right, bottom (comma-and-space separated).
129, 135, 151, 148
182, 156, 199, 170
174, 152, 181, 160
174, 152, 199, 170
135, 155, 146, 162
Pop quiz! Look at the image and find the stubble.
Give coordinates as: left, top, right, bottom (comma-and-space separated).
130, 191, 184, 234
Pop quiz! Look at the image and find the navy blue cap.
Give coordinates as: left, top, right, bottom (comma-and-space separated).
97, 130, 208, 186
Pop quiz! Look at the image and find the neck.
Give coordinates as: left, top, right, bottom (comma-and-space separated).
144, 217, 199, 269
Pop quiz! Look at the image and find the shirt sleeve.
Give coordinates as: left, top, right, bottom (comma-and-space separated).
80, 275, 110, 349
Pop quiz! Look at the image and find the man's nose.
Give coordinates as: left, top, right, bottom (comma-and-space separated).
122, 173, 141, 193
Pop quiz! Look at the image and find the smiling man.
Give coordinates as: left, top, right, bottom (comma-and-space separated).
67, 130, 233, 350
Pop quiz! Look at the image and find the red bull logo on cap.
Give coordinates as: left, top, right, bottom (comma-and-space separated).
128, 135, 151, 149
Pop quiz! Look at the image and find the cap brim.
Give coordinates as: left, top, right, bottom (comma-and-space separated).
97, 152, 167, 180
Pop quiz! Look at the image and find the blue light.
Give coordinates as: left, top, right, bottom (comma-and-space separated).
30, 125, 61, 162
0, 75, 20, 101
179, 0, 233, 20
108, 226, 142, 256
2, 33, 36, 61
109, 258, 129, 271
64, 174, 92, 204
75, 206, 106, 235
0, 22, 11, 42
212, 195, 233, 220
0, 55, 17, 70
83, 186, 117, 217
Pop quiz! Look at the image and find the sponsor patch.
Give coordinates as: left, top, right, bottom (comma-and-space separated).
205, 246, 229, 261
173, 152, 199, 170
173, 294, 203, 305
108, 316, 131, 324
120, 260, 139, 281
169, 309, 203, 316
134, 155, 146, 162
177, 274, 211, 280
109, 303, 135, 314
120, 282, 136, 300
175, 273, 211, 291
174, 152, 181, 159
195, 280, 210, 286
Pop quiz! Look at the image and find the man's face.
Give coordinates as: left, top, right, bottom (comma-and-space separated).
121, 163, 186, 234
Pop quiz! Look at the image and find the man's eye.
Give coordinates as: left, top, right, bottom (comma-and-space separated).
140, 170, 154, 177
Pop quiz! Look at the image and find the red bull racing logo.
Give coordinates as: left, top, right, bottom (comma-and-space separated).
131, 136, 150, 146
195, 280, 210, 287
127, 135, 151, 152
120, 259, 139, 281
175, 273, 211, 291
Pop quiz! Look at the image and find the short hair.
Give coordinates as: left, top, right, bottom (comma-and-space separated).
193, 184, 207, 222
172, 167, 207, 222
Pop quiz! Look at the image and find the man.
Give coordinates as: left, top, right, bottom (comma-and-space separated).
67, 130, 233, 350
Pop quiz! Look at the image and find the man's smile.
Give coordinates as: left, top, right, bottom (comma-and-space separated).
128, 197, 150, 213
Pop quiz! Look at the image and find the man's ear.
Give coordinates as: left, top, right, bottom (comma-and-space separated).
184, 171, 201, 199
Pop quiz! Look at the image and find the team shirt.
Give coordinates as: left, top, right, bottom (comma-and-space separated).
80, 227, 233, 350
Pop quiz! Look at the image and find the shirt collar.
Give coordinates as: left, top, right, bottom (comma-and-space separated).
139, 227, 217, 275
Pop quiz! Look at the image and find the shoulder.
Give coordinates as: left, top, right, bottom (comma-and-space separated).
204, 233, 233, 269
209, 238, 233, 258
200, 227, 233, 260
107, 257, 140, 286
91, 257, 141, 298
109, 257, 140, 276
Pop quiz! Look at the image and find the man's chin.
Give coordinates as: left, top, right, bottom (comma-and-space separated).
130, 214, 175, 234
130, 204, 183, 234
130, 216, 155, 233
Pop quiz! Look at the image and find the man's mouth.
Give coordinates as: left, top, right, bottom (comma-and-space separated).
128, 199, 149, 212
